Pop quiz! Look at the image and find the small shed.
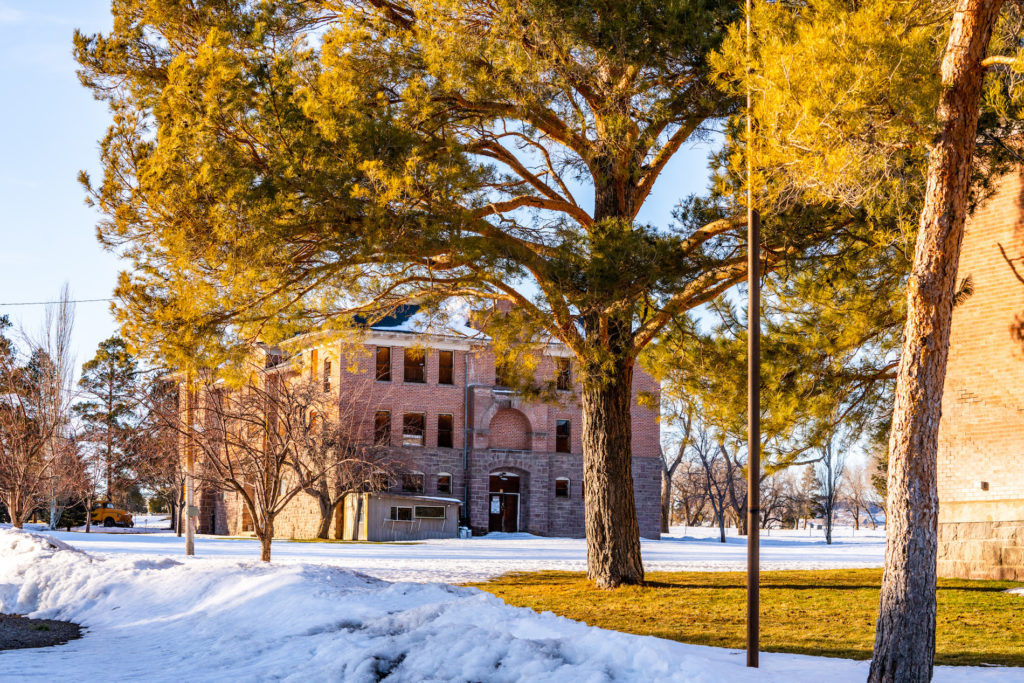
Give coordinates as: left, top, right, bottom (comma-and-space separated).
342, 492, 461, 541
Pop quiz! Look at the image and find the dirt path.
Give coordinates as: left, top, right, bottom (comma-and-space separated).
0, 614, 82, 650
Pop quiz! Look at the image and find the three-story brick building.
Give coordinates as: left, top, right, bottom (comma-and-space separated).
196, 306, 663, 540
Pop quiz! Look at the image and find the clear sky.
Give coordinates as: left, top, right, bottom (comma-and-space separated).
0, 0, 716, 378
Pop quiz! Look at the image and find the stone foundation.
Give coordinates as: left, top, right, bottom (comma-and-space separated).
938, 520, 1024, 581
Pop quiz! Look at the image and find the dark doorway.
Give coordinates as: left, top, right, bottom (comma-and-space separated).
488, 473, 520, 533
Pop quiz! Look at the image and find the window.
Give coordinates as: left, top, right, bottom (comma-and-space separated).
404, 347, 426, 383
376, 347, 392, 382
374, 411, 391, 446
555, 358, 571, 391
402, 413, 425, 446
323, 359, 331, 392
389, 506, 413, 521
414, 505, 445, 519
369, 471, 389, 491
556, 419, 571, 453
310, 349, 319, 381
555, 478, 570, 498
438, 350, 454, 385
437, 413, 454, 448
495, 360, 513, 387
436, 473, 452, 495
402, 471, 424, 493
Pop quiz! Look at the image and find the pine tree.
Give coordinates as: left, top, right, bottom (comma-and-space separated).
75, 337, 140, 505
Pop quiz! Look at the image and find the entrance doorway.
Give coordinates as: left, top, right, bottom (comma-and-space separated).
488, 472, 520, 533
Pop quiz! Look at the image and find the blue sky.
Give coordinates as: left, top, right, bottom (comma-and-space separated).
0, 1, 118, 373
0, 1, 717, 377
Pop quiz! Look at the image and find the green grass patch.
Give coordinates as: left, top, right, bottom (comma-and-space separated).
470, 569, 1024, 667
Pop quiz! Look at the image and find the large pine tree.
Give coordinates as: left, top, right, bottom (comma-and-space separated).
78, 0, 879, 586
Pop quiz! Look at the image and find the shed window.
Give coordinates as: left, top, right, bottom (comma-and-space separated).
555, 477, 570, 498
415, 506, 446, 519
402, 472, 424, 493
555, 358, 571, 391
437, 413, 454, 448
404, 347, 426, 383
374, 411, 391, 446
389, 506, 413, 521
438, 350, 454, 385
376, 347, 392, 382
323, 359, 331, 392
556, 419, 571, 453
436, 473, 452, 495
402, 413, 425, 446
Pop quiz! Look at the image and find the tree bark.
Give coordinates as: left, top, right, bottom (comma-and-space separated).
315, 496, 333, 540
869, 2, 1002, 680
259, 521, 274, 562
581, 360, 644, 587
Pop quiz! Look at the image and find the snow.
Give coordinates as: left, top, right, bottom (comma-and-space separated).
1008, 587, 1024, 596
1, 529, 1016, 682
7, 525, 888, 584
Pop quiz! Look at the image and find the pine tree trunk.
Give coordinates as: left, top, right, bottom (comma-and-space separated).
581, 361, 644, 587
869, 2, 1002, 680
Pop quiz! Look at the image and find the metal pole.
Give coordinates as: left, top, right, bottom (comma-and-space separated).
745, 0, 761, 668
746, 208, 761, 668
185, 379, 196, 556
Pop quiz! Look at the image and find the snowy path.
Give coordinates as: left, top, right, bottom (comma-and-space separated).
0, 529, 1017, 682
20, 524, 887, 583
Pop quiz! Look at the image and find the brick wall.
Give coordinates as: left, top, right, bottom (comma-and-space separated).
936, 170, 1024, 580
204, 331, 662, 541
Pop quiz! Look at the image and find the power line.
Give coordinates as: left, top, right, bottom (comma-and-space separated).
0, 298, 114, 307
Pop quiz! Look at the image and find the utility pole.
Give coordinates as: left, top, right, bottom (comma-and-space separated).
184, 377, 196, 556
745, 0, 761, 668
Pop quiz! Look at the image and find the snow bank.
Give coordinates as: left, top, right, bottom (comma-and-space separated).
1008, 587, 1024, 596
0, 529, 1012, 682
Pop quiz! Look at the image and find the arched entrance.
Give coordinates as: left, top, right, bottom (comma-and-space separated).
489, 471, 520, 532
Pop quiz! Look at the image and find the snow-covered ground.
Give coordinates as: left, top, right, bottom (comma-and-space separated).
10, 524, 887, 583
0, 529, 1016, 682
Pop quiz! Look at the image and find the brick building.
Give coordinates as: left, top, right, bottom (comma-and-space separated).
937, 171, 1024, 581
196, 306, 663, 540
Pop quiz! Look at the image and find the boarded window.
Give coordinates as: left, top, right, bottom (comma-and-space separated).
323, 359, 331, 392
556, 358, 571, 391
438, 350, 454, 385
414, 506, 445, 519
376, 347, 392, 381
389, 506, 413, 521
404, 347, 426, 383
436, 473, 452, 494
437, 413, 454, 448
402, 472, 424, 493
556, 419, 571, 453
402, 413, 425, 446
374, 411, 391, 446
555, 478, 570, 498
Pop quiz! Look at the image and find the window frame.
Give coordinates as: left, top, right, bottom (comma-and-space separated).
554, 477, 570, 499
403, 347, 427, 383
555, 357, 571, 391
437, 413, 454, 448
389, 506, 413, 522
374, 410, 391, 446
414, 505, 446, 519
402, 412, 426, 447
401, 471, 425, 493
438, 350, 454, 385
555, 419, 571, 453
376, 347, 392, 382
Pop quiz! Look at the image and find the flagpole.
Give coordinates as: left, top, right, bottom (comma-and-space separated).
745, 0, 761, 669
